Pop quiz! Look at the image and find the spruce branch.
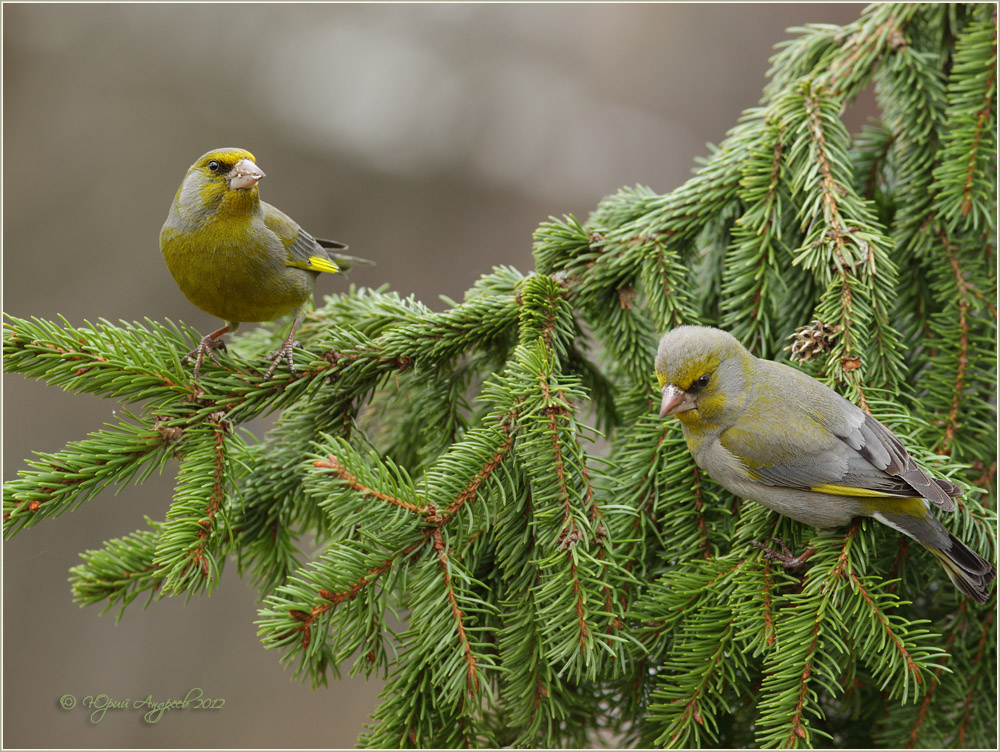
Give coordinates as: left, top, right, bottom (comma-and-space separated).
153, 416, 245, 595
4, 3, 996, 748
3, 414, 175, 536
2, 314, 198, 405
931, 9, 998, 232
721, 112, 791, 356
647, 606, 743, 749
69, 518, 166, 620
818, 3, 921, 99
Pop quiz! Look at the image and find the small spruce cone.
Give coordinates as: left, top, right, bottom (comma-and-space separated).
784, 320, 841, 362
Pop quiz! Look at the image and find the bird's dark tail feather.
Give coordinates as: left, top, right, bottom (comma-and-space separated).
933, 534, 996, 604
878, 509, 995, 603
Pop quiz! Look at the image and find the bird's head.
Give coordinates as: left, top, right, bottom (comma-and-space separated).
654, 326, 752, 425
175, 148, 265, 219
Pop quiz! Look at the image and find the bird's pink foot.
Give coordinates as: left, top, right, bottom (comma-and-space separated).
750, 538, 816, 571
182, 327, 230, 379
263, 335, 299, 380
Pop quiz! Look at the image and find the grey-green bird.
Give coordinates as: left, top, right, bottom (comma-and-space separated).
654, 325, 995, 603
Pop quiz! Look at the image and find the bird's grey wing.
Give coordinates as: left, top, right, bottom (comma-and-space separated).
721, 367, 957, 510
833, 411, 958, 509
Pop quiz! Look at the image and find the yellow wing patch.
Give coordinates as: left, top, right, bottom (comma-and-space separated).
810, 483, 895, 498
287, 256, 341, 274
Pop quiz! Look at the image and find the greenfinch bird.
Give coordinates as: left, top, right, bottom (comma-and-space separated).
654, 325, 995, 603
160, 148, 370, 379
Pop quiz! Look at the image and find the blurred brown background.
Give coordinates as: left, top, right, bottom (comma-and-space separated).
3, 4, 868, 748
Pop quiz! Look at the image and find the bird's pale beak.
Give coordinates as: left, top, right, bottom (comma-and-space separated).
228, 159, 265, 190
659, 384, 696, 418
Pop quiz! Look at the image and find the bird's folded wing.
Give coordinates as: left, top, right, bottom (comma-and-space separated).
719, 396, 956, 510
262, 202, 342, 274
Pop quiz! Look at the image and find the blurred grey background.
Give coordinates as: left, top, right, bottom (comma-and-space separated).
3, 3, 869, 748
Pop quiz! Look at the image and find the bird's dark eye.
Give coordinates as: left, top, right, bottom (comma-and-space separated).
207, 160, 221, 173
695, 374, 711, 389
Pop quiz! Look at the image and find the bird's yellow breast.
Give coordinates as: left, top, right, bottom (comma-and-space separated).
160, 217, 313, 324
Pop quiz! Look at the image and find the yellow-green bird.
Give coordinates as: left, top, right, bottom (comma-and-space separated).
654, 325, 995, 603
160, 148, 370, 379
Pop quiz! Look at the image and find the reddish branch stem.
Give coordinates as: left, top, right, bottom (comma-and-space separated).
850, 571, 922, 684
802, 88, 868, 411
312, 454, 423, 514
184, 417, 229, 580
433, 528, 480, 694
960, 27, 996, 216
